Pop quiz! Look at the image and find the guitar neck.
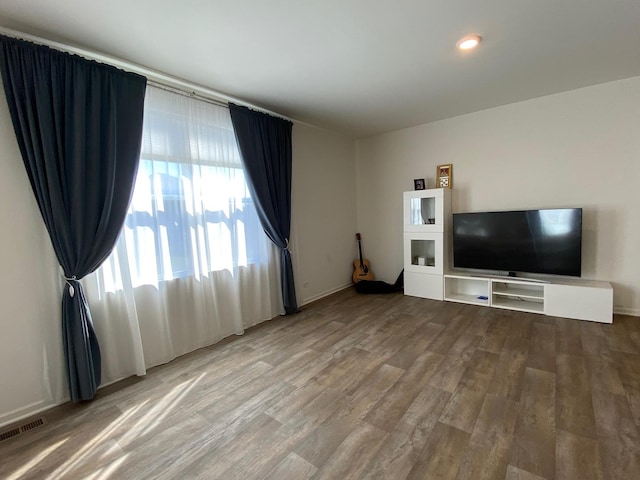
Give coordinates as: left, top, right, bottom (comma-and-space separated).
355, 232, 367, 268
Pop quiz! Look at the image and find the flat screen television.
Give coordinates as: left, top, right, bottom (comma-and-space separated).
452, 208, 582, 277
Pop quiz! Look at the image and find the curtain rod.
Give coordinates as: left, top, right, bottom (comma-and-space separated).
146, 81, 230, 109
0, 26, 300, 123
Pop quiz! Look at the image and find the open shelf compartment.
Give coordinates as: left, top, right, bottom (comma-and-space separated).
444, 275, 490, 306
491, 279, 545, 313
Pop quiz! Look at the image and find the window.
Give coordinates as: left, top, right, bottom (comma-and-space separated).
99, 86, 270, 292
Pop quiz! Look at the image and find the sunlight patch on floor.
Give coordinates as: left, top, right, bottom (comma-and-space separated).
6, 438, 68, 480
42, 404, 141, 479
117, 373, 206, 445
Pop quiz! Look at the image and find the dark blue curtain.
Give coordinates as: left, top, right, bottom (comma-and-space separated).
229, 104, 298, 314
0, 36, 146, 401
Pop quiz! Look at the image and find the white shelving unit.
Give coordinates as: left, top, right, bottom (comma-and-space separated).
403, 188, 451, 301
443, 274, 613, 323
401, 189, 614, 323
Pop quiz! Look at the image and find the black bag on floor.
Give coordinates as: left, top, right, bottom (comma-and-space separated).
354, 270, 403, 294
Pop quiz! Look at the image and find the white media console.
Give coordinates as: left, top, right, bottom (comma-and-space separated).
403, 188, 614, 324
443, 274, 613, 323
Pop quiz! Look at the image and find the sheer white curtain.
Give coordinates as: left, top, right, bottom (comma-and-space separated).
83, 86, 283, 383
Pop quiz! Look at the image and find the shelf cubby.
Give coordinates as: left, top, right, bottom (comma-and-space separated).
444, 275, 490, 306
490, 279, 545, 314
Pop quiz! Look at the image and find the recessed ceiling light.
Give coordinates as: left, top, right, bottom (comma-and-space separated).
457, 35, 482, 51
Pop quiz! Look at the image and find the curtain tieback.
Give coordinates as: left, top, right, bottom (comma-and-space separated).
64, 275, 78, 297
284, 238, 293, 254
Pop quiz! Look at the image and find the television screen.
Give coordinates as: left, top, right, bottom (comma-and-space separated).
452, 208, 582, 277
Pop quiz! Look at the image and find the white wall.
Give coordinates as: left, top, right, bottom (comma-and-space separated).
0, 97, 357, 426
291, 123, 357, 305
0, 86, 68, 427
356, 76, 640, 315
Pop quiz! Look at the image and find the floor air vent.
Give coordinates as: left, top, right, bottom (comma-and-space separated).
0, 417, 46, 442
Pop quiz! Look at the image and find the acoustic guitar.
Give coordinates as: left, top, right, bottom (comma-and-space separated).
353, 233, 375, 283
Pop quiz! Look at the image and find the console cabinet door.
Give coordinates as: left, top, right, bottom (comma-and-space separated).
403, 232, 443, 275
403, 189, 445, 233
404, 272, 443, 300
545, 283, 613, 323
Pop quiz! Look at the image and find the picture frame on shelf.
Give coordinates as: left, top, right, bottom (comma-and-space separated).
414, 178, 425, 190
437, 164, 452, 189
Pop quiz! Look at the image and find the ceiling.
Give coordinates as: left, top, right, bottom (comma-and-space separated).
0, 0, 639, 138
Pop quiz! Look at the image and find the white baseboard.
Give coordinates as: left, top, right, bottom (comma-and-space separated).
614, 306, 640, 317
0, 399, 65, 429
0, 372, 143, 429
301, 282, 352, 306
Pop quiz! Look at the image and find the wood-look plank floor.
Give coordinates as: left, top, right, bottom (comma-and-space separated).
2, 289, 640, 480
